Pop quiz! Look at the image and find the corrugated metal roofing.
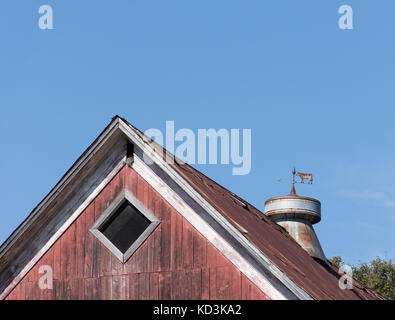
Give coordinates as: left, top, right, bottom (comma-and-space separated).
124, 117, 383, 300
0, 116, 383, 300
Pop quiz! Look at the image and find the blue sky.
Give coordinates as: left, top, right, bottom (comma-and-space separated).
0, 1, 394, 266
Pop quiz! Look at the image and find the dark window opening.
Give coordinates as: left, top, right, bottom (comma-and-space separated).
99, 201, 151, 254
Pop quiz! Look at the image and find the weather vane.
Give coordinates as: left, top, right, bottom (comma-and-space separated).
293, 167, 313, 185
277, 168, 313, 185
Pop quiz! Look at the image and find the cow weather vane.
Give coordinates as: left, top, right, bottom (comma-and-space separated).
277, 168, 313, 185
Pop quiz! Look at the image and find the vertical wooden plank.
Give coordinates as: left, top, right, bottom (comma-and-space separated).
183, 270, 192, 300
149, 273, 159, 300
121, 274, 130, 300
159, 203, 171, 271
201, 268, 210, 300
112, 275, 122, 300
112, 166, 125, 199
69, 278, 80, 300
19, 281, 27, 301
54, 280, 63, 300
124, 248, 137, 275
84, 278, 93, 300
152, 221, 162, 273
77, 278, 85, 300
147, 183, 159, 274
129, 274, 139, 300
158, 272, 171, 300
142, 175, 150, 208
25, 280, 34, 300
125, 166, 138, 197
95, 184, 113, 278
139, 273, 150, 300
132, 176, 149, 274
93, 277, 101, 300
26, 264, 39, 299
53, 240, 62, 281
147, 233, 154, 273
99, 245, 113, 277
149, 184, 160, 218
60, 229, 67, 282
109, 172, 125, 279
136, 174, 145, 204
111, 254, 123, 276
100, 276, 112, 300
182, 219, 193, 269
92, 192, 103, 279
216, 266, 230, 300
228, 269, 242, 300
209, 267, 217, 300
75, 208, 86, 279
62, 224, 76, 281
241, 274, 251, 300
63, 280, 72, 300
39, 280, 48, 300
191, 269, 202, 300
84, 202, 95, 279
206, 242, 218, 268
135, 240, 149, 273
171, 270, 188, 300
170, 211, 183, 271
193, 230, 207, 269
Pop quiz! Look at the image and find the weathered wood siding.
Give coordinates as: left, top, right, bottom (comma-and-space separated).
5, 166, 268, 300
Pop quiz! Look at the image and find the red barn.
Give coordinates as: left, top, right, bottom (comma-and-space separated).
0, 116, 381, 300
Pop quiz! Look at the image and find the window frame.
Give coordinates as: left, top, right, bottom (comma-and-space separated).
90, 190, 160, 263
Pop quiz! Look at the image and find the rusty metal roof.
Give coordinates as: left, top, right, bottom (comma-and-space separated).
0, 116, 383, 300
123, 117, 383, 300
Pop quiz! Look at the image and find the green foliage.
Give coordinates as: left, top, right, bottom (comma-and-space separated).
330, 256, 395, 300
353, 258, 395, 300
329, 256, 344, 268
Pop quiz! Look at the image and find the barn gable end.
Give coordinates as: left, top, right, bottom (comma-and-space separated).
1, 117, 307, 300
4, 165, 268, 300
2, 116, 378, 300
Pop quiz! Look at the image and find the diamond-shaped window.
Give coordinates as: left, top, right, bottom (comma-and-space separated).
90, 190, 160, 263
